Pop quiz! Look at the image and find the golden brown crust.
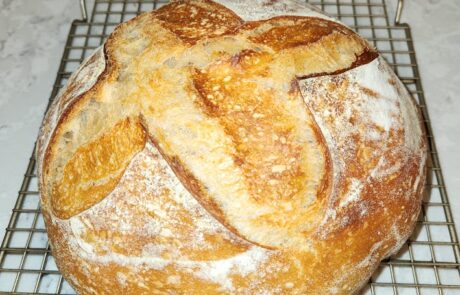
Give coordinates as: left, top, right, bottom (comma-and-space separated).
37, 0, 427, 294
297, 47, 379, 79
155, 0, 244, 44
245, 16, 355, 51
191, 54, 322, 204
52, 117, 146, 219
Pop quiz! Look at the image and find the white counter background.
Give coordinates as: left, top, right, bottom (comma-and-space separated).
0, 0, 459, 242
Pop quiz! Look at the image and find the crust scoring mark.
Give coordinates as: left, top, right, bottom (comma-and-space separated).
51, 117, 147, 219
145, 131, 274, 250
296, 48, 379, 80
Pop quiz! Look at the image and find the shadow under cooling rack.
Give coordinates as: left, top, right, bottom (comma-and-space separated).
1, 0, 459, 294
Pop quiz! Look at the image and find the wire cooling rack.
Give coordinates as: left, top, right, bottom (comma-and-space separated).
0, 0, 459, 294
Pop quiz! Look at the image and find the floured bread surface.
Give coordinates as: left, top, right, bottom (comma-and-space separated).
37, 0, 427, 294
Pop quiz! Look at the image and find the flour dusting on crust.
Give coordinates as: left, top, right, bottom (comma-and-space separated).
299, 57, 425, 235
217, 0, 336, 22
61, 142, 271, 292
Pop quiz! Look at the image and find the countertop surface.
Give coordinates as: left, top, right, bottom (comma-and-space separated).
1, 0, 459, 244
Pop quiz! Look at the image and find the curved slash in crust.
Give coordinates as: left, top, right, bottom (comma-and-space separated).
296, 48, 379, 80
141, 117, 276, 250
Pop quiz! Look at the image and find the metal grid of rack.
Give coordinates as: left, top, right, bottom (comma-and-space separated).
0, 0, 459, 294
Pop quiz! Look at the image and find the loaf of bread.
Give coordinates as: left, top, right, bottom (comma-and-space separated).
37, 0, 427, 294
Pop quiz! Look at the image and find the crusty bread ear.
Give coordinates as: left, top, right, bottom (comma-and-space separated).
51, 117, 146, 219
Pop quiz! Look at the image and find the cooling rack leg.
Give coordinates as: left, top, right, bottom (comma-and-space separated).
79, 0, 88, 22
395, 0, 404, 25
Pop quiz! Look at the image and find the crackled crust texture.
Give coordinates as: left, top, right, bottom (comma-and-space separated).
37, 0, 427, 294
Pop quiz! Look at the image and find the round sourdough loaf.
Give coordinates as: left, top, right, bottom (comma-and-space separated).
37, 0, 427, 294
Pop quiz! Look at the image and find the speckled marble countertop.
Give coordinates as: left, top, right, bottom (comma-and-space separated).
0, 0, 459, 246
0, 0, 79, 236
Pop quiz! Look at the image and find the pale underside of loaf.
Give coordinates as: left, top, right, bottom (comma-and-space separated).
37, 0, 427, 294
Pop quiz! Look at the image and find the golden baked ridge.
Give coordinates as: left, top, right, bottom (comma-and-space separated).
37, 0, 427, 294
